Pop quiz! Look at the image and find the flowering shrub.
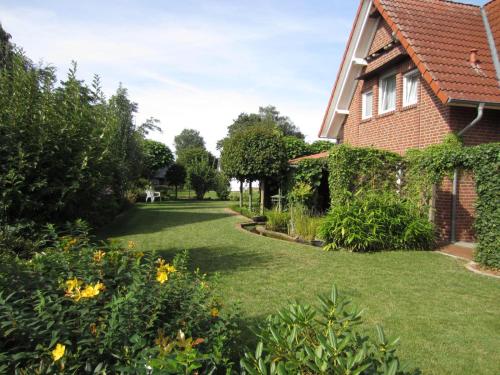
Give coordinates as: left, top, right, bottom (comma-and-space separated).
241, 285, 414, 375
0, 236, 238, 373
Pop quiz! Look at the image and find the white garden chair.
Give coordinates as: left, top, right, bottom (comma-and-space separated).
145, 189, 161, 203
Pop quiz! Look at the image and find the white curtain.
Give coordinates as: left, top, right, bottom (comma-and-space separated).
405, 74, 418, 105
381, 75, 396, 112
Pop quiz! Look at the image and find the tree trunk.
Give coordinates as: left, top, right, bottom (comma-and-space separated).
248, 181, 253, 211
239, 180, 243, 208
260, 179, 265, 215
175, 185, 178, 200
278, 185, 282, 212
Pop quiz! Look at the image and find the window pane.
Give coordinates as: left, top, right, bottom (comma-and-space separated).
362, 92, 372, 119
404, 72, 418, 106
380, 74, 396, 113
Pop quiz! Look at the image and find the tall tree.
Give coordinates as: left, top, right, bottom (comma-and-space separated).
0, 23, 13, 69
174, 129, 205, 156
220, 124, 287, 213
186, 157, 216, 200
142, 140, 174, 178
165, 163, 186, 199
218, 106, 303, 151
258, 105, 304, 139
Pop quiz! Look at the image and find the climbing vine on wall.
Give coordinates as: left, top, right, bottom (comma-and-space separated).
402, 135, 499, 268
327, 145, 402, 207
293, 158, 327, 188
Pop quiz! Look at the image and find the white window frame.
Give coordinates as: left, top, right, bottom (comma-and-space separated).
361, 91, 373, 120
378, 71, 397, 114
403, 69, 419, 107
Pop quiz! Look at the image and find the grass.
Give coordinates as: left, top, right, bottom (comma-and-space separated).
100, 200, 500, 375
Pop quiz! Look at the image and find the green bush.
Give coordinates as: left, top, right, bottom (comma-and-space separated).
0, 234, 238, 373
289, 204, 322, 241
265, 208, 290, 233
319, 192, 435, 252
0, 40, 157, 230
214, 172, 231, 200
241, 285, 414, 375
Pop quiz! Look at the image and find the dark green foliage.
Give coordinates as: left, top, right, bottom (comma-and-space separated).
293, 159, 328, 189
404, 134, 463, 211
0, 233, 237, 373
165, 163, 187, 199
308, 140, 335, 154
214, 172, 231, 200
462, 143, 499, 268
173, 129, 205, 156
328, 145, 402, 207
258, 105, 304, 139
221, 125, 287, 182
177, 147, 216, 169
406, 136, 499, 268
283, 136, 309, 160
225, 106, 304, 141
241, 285, 414, 375
142, 139, 174, 178
0, 23, 13, 69
186, 157, 216, 200
0, 45, 156, 230
319, 192, 435, 252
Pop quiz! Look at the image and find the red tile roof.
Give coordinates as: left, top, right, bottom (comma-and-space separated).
374, 0, 500, 104
289, 151, 329, 164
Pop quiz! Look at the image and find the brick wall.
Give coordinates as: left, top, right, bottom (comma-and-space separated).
342, 58, 452, 154
368, 20, 393, 55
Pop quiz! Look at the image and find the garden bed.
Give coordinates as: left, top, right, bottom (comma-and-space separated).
239, 222, 324, 247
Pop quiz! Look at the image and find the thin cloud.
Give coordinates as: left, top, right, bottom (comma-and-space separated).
0, 1, 354, 153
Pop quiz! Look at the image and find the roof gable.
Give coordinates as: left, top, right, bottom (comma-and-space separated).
320, 0, 500, 139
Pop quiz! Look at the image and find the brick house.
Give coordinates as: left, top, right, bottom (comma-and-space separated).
318, 0, 500, 243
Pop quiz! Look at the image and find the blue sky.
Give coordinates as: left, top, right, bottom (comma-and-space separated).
0, 0, 485, 153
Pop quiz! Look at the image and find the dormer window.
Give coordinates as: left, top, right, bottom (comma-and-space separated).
403, 69, 419, 107
379, 73, 396, 114
362, 91, 373, 119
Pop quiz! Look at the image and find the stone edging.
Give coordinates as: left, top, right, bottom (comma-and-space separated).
436, 251, 500, 279
227, 207, 500, 279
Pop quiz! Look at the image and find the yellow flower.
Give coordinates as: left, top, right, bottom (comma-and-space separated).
134, 251, 145, 258
51, 343, 65, 362
166, 264, 176, 273
81, 282, 105, 299
156, 271, 168, 284
93, 250, 106, 263
210, 307, 219, 318
65, 277, 82, 294
128, 240, 136, 249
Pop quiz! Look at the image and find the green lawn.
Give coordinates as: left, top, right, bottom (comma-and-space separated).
100, 200, 500, 375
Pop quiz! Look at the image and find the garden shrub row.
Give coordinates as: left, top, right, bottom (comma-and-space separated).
0, 224, 238, 373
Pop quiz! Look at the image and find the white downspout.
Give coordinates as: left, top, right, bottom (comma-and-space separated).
450, 103, 485, 243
